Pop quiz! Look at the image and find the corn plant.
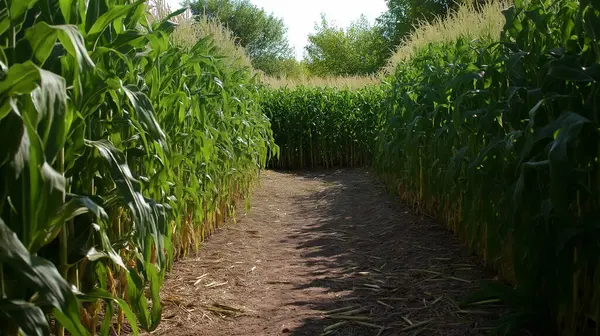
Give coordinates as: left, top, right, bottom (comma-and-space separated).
260, 0, 600, 333
375, 0, 600, 334
0, 0, 275, 335
261, 85, 386, 169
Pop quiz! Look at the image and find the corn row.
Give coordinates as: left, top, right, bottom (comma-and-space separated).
0, 1, 276, 335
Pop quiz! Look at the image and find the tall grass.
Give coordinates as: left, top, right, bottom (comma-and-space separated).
0, 1, 275, 335
262, 74, 379, 90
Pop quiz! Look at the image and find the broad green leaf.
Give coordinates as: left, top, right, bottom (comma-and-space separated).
9, 0, 38, 20
0, 62, 40, 96
30, 195, 107, 253
58, 26, 94, 68
87, 1, 145, 38
126, 270, 151, 330
0, 108, 26, 170
59, 0, 75, 23
31, 68, 67, 164
79, 288, 139, 336
0, 218, 89, 336
85, 139, 165, 270
25, 22, 58, 65
0, 300, 48, 336
123, 84, 166, 143
0, 8, 10, 36
548, 58, 596, 82
147, 263, 162, 330
27, 23, 96, 69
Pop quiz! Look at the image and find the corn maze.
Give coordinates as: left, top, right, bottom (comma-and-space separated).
0, 0, 275, 334
1, 0, 600, 335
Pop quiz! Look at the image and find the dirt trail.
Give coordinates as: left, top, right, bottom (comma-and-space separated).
151, 169, 498, 336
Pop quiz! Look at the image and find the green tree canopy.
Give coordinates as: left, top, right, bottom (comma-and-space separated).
304, 15, 389, 76
190, 0, 295, 75
377, 0, 469, 48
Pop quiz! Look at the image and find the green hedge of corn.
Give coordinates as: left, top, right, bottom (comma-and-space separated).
0, 1, 276, 335
377, 0, 600, 333
261, 85, 386, 169
263, 0, 600, 334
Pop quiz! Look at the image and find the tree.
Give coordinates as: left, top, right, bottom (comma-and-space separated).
304, 15, 390, 76
377, 0, 468, 48
256, 57, 309, 79
189, 0, 295, 75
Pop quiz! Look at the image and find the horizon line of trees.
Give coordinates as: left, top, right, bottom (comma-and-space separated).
186, 0, 470, 78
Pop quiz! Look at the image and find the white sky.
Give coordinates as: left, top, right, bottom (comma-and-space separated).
167, 0, 388, 59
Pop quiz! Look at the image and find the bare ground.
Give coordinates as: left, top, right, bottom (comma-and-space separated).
148, 169, 500, 336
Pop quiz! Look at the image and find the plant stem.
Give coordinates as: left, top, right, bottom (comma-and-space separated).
56, 148, 66, 336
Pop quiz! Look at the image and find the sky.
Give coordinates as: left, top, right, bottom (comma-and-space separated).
166, 0, 388, 59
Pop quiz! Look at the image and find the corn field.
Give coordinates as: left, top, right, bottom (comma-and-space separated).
0, 0, 276, 335
376, 0, 600, 333
261, 86, 386, 169
4, 0, 600, 334
263, 0, 600, 334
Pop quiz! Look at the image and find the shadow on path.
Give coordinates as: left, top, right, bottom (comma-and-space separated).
281, 169, 498, 336
152, 169, 503, 336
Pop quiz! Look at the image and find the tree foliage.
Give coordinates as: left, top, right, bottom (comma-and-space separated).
304, 15, 389, 76
377, 0, 468, 48
190, 0, 295, 75
258, 57, 309, 79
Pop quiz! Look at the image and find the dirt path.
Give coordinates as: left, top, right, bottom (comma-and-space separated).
151, 169, 499, 336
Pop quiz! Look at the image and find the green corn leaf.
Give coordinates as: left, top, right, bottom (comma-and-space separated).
79, 288, 139, 336
99, 297, 113, 336
59, 0, 76, 23
26, 23, 94, 68
125, 270, 151, 330
0, 218, 88, 336
86, 139, 166, 269
29, 195, 107, 253
123, 84, 166, 144
93, 223, 128, 270
0, 7, 9, 37
548, 112, 590, 165
9, 0, 38, 20
146, 262, 162, 330
0, 299, 48, 336
548, 58, 596, 82
152, 7, 187, 34
31, 68, 67, 164
83, 0, 107, 33
25, 22, 57, 65
87, 1, 145, 39
0, 108, 26, 169
53, 308, 89, 336
0, 61, 40, 96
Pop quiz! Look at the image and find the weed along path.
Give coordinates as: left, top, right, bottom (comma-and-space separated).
150, 169, 498, 336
